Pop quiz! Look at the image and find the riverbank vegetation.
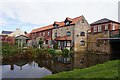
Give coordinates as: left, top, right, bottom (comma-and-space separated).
2, 42, 73, 61
44, 60, 119, 78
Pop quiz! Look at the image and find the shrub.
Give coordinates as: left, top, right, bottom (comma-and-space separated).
2, 42, 21, 56
53, 42, 58, 49
55, 50, 62, 55
39, 38, 44, 48
48, 48, 55, 56
62, 48, 70, 58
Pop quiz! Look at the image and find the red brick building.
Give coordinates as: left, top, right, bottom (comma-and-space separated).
87, 18, 120, 54
30, 16, 90, 51
90, 18, 120, 37
30, 24, 53, 47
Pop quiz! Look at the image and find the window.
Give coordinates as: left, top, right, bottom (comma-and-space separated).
105, 24, 108, 30
64, 41, 66, 47
94, 26, 97, 32
48, 31, 50, 36
82, 19, 84, 23
54, 24, 58, 28
80, 40, 85, 46
43, 32, 45, 36
55, 33, 57, 37
66, 31, 71, 36
112, 24, 115, 30
67, 41, 71, 47
65, 21, 70, 25
39, 33, 41, 36
41, 33, 43, 36
80, 31, 85, 36
98, 25, 102, 32
58, 41, 60, 47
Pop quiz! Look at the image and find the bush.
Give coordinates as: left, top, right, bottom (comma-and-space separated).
2, 42, 21, 56
48, 48, 55, 56
55, 50, 62, 55
39, 38, 44, 48
53, 42, 58, 49
62, 48, 70, 58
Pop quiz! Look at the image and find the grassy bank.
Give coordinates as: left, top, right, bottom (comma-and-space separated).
44, 60, 119, 78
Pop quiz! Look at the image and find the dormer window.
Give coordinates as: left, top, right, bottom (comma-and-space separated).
64, 17, 72, 26
65, 21, 70, 26
54, 24, 58, 28
53, 21, 59, 28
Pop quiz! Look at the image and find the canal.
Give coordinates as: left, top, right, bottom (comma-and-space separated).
1, 52, 118, 78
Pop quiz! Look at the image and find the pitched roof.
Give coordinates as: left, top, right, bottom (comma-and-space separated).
91, 18, 120, 26
2, 31, 13, 34
15, 35, 29, 39
25, 33, 31, 38
31, 24, 53, 33
31, 16, 83, 33
65, 17, 73, 22
54, 36, 72, 41
53, 16, 83, 28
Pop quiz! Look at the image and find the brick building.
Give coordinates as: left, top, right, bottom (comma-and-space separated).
87, 18, 120, 54
30, 24, 53, 47
52, 15, 90, 51
30, 15, 90, 51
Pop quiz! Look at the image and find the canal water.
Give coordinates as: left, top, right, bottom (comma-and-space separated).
1, 52, 118, 78
1, 61, 52, 78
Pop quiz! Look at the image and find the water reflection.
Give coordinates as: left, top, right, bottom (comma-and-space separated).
2, 61, 52, 78
2, 52, 114, 78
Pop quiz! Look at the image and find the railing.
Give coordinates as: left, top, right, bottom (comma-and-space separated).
110, 30, 120, 38
110, 34, 120, 38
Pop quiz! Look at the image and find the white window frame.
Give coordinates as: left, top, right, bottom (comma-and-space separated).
112, 24, 115, 30
94, 26, 97, 32
98, 25, 102, 32
67, 41, 71, 47
48, 31, 50, 36
105, 24, 108, 30
43, 32, 45, 36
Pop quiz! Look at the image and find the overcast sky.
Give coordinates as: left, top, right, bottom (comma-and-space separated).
0, 0, 119, 33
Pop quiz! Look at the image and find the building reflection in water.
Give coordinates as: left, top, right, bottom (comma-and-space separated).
10, 64, 14, 70
8, 52, 111, 74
